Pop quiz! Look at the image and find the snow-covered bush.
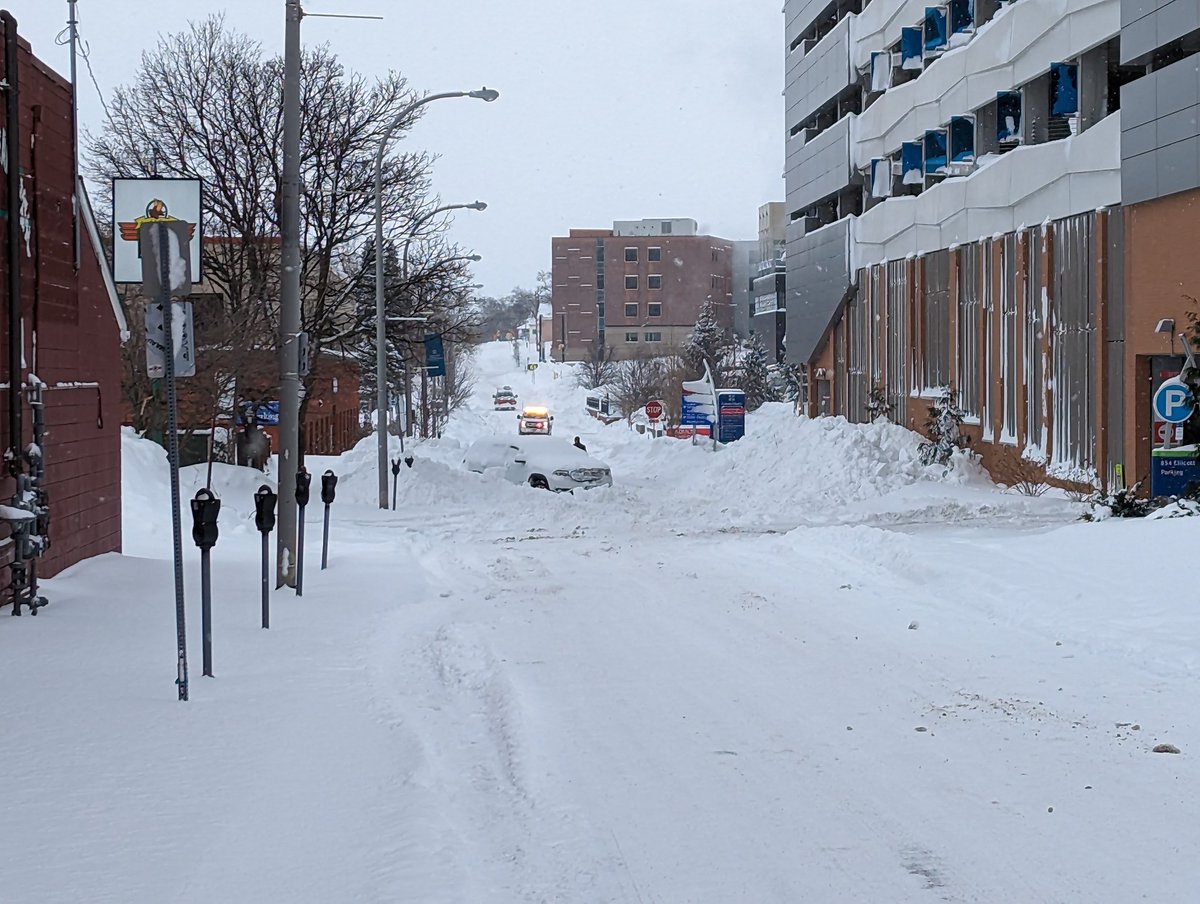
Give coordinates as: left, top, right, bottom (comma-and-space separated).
917, 390, 969, 467
865, 384, 893, 422
1082, 484, 1157, 521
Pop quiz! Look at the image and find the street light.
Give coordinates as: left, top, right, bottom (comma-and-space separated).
401, 202, 486, 279
374, 89, 498, 508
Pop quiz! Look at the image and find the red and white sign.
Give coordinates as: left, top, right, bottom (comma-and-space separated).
645, 399, 664, 422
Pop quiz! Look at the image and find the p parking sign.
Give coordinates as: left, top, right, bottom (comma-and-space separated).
1153, 377, 1195, 424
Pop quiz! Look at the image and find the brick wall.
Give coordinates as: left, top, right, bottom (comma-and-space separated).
0, 28, 124, 591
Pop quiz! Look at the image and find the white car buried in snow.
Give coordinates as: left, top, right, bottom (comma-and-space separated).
464, 436, 613, 492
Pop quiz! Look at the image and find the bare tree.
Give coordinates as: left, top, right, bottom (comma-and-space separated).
575, 342, 619, 390
612, 355, 668, 422
86, 15, 447, 436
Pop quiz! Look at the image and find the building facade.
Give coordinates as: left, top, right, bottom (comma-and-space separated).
778, 0, 1200, 490
0, 18, 126, 604
551, 219, 735, 361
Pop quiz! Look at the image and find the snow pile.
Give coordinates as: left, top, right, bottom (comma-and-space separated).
599, 405, 988, 530
121, 427, 172, 558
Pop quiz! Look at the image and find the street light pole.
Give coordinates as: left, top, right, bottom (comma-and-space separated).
277, 0, 303, 587
374, 89, 497, 509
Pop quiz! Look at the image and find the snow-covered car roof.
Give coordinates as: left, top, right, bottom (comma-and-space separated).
512, 436, 607, 470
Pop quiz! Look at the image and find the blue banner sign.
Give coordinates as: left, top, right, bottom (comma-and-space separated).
424, 334, 446, 378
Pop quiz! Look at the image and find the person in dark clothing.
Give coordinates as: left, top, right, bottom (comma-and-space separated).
573, 436, 587, 452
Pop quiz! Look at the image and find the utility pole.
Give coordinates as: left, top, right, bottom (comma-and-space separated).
67, 0, 80, 270
277, 0, 303, 588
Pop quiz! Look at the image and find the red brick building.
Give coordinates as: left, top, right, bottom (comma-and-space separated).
0, 16, 126, 605
551, 218, 735, 361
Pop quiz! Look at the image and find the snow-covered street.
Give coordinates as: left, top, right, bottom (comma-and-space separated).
3, 341, 1198, 903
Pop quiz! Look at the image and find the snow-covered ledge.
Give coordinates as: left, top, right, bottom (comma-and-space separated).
851, 110, 1120, 268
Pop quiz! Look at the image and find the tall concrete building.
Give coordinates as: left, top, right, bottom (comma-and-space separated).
751, 202, 787, 363
550, 219, 734, 361
779, 0, 1200, 492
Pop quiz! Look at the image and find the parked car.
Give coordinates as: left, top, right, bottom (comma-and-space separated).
463, 438, 522, 474
517, 405, 553, 435
463, 436, 612, 492
493, 385, 518, 410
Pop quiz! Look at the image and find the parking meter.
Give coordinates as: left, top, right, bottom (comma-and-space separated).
320, 470, 338, 571
295, 467, 312, 508
254, 485, 277, 534
190, 489, 221, 678
190, 488, 221, 551
321, 470, 338, 505
391, 459, 401, 477
404, 455, 414, 469
253, 485, 276, 629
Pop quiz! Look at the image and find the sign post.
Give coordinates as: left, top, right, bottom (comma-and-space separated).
141, 220, 194, 701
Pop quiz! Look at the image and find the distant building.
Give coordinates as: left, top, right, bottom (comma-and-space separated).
730, 240, 758, 340
551, 218, 735, 361
751, 202, 787, 363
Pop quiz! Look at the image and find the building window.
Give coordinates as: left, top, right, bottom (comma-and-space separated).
648, 303, 662, 317
625, 247, 638, 262
648, 275, 663, 290
645, 332, 662, 342
597, 274, 604, 289
598, 303, 605, 318
625, 303, 638, 317
648, 247, 662, 262
625, 275, 638, 289
625, 332, 639, 342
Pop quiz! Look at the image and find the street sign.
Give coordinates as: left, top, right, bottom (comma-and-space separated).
717, 390, 746, 443
645, 399, 664, 422
1153, 377, 1194, 424
1152, 447, 1200, 497
145, 300, 196, 378
114, 177, 202, 283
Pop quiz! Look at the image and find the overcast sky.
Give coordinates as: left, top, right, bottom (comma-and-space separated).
8, 1, 784, 297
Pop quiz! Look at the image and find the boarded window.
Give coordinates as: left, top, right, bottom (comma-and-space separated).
1025, 226, 1045, 454
835, 318, 847, 417
980, 241, 994, 442
887, 259, 908, 416
846, 294, 869, 422
922, 250, 951, 390
1050, 214, 1096, 477
956, 245, 981, 418
1000, 234, 1019, 444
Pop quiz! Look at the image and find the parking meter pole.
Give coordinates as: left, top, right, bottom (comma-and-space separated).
200, 547, 213, 677
189, 488, 220, 679
254, 485, 277, 630
295, 467, 311, 597
321, 505, 331, 569
261, 531, 270, 628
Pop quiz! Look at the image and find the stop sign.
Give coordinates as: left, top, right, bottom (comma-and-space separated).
645, 399, 664, 422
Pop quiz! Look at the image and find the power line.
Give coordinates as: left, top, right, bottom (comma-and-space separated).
55, 12, 115, 130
